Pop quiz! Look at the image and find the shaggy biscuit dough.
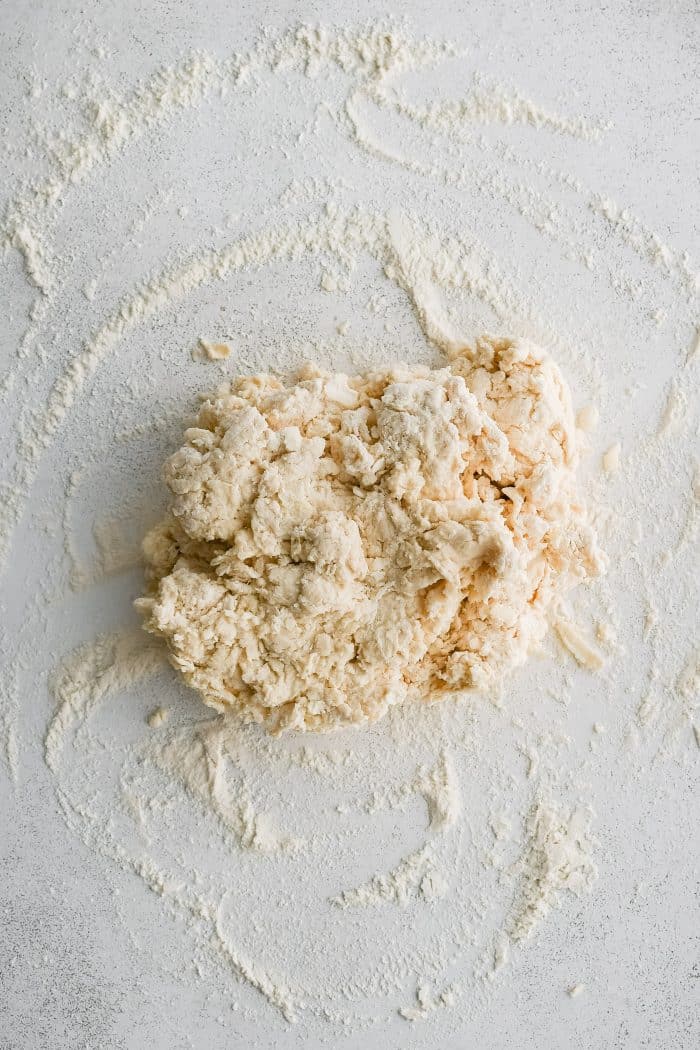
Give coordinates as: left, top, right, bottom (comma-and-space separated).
136, 337, 604, 732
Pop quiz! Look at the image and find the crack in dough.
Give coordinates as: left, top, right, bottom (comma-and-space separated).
136, 337, 604, 732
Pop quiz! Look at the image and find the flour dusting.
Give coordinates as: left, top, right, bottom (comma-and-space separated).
1, 12, 698, 1046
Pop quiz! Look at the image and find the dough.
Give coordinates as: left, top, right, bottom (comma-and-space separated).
136, 337, 604, 732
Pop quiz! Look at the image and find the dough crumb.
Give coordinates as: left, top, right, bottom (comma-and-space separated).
554, 619, 605, 671
320, 271, 338, 292
596, 620, 617, 647
687, 326, 700, 365
195, 339, 232, 361
657, 381, 687, 436
136, 336, 604, 733
576, 404, 598, 431
568, 983, 586, 998
602, 443, 621, 474
147, 706, 169, 728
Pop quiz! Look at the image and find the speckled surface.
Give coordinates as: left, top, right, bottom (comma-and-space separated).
1, 2, 698, 1049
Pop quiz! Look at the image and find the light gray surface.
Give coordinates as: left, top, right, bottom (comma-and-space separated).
1, 2, 698, 1049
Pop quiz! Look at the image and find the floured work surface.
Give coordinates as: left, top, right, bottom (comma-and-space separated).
0, 7, 698, 1050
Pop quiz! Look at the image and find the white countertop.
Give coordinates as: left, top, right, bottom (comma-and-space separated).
1, 2, 698, 1048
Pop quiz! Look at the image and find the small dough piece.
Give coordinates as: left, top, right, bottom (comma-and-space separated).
602, 442, 621, 474
136, 337, 604, 733
194, 339, 231, 361
147, 706, 169, 728
576, 404, 598, 432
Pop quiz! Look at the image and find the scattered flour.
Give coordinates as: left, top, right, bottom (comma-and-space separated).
507, 799, 597, 944
2, 22, 694, 574
686, 327, 700, 365
149, 720, 303, 853
357, 749, 461, 830
399, 982, 458, 1022
45, 630, 164, 772
332, 843, 444, 908
93, 515, 144, 576
382, 77, 610, 142
0, 13, 697, 1044
657, 380, 688, 437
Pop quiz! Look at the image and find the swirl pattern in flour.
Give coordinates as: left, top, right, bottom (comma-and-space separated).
0, 18, 698, 1039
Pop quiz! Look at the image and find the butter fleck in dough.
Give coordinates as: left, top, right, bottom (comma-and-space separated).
136, 337, 604, 733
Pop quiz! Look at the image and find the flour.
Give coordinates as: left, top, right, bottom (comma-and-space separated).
381, 76, 610, 142
3, 24, 453, 294
92, 515, 143, 576
687, 327, 700, 365
332, 752, 459, 907
590, 195, 699, 295
507, 799, 597, 944
676, 465, 700, 552
332, 843, 443, 908
657, 380, 688, 436
0, 15, 691, 572
148, 721, 303, 853
0, 659, 20, 781
357, 750, 460, 830
62, 489, 150, 588
1, 12, 698, 1045
676, 650, 699, 717
212, 916, 298, 1024
399, 982, 458, 1022
10, 224, 54, 293
56, 773, 301, 1021
45, 630, 164, 772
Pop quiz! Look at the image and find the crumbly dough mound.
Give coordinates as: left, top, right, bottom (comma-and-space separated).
136, 337, 604, 732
